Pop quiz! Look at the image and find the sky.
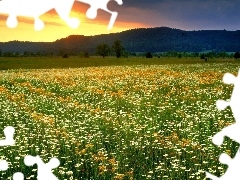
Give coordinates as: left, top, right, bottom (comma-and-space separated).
0, 0, 240, 42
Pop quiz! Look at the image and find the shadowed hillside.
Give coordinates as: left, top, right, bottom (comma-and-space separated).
1, 27, 240, 54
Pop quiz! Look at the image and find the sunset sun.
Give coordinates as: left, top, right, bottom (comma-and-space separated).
0, 0, 128, 42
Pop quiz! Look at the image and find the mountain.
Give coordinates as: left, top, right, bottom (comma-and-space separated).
1, 27, 240, 54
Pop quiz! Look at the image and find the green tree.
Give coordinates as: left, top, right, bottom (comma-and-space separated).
122, 50, 129, 58
59, 49, 65, 57
36, 52, 41, 57
234, 52, 240, 59
146, 52, 153, 58
200, 53, 205, 59
193, 52, 199, 58
218, 51, 227, 59
112, 40, 124, 58
83, 52, 90, 58
62, 53, 69, 58
15, 52, 20, 57
178, 53, 182, 58
96, 43, 110, 58
78, 52, 84, 58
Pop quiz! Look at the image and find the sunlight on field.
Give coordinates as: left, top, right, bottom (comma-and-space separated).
0, 63, 239, 179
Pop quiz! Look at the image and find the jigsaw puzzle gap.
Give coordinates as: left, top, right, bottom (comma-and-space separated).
0, 126, 15, 146
0, 160, 8, 171
13, 172, 24, 180
207, 71, 240, 179
76, 0, 122, 29
24, 155, 60, 180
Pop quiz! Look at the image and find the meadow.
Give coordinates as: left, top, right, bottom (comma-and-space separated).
0, 57, 239, 179
0, 56, 236, 70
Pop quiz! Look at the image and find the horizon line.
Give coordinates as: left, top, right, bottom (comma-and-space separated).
2, 26, 240, 43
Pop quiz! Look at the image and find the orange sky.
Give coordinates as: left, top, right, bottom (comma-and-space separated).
1, 0, 240, 42
0, 2, 143, 42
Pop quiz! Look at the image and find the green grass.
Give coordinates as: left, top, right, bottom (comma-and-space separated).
0, 61, 239, 179
0, 56, 237, 69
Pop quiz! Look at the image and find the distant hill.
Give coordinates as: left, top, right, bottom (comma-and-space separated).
1, 27, 240, 54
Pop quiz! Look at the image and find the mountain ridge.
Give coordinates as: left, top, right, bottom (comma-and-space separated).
1, 27, 240, 54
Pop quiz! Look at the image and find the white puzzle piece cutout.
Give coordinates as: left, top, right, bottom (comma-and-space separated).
0, 126, 25, 180
206, 69, 240, 179
206, 149, 240, 179
76, 0, 123, 30
0, 0, 123, 30
0, 126, 15, 146
212, 71, 240, 145
24, 155, 60, 180
12, 172, 24, 180
0, 126, 18, 179
0, 159, 8, 171
0, 126, 60, 180
0, 0, 79, 31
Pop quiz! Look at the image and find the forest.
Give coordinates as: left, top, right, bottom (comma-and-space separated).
1, 27, 240, 56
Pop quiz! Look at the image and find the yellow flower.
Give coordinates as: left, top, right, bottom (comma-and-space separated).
108, 158, 117, 166
86, 144, 94, 148
98, 165, 106, 174
114, 173, 125, 180
226, 150, 231, 156
80, 149, 87, 155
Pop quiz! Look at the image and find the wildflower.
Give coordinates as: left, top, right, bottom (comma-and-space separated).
114, 173, 125, 180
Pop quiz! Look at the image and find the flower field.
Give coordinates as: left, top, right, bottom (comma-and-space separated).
0, 63, 239, 179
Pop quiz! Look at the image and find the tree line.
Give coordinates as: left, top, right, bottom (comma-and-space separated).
1, 40, 240, 60
143, 51, 240, 59
96, 40, 127, 58
0, 40, 127, 58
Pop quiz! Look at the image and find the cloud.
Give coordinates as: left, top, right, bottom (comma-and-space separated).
1, 0, 240, 42
116, 0, 240, 30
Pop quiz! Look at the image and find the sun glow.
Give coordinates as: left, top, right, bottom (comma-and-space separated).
0, 2, 135, 42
